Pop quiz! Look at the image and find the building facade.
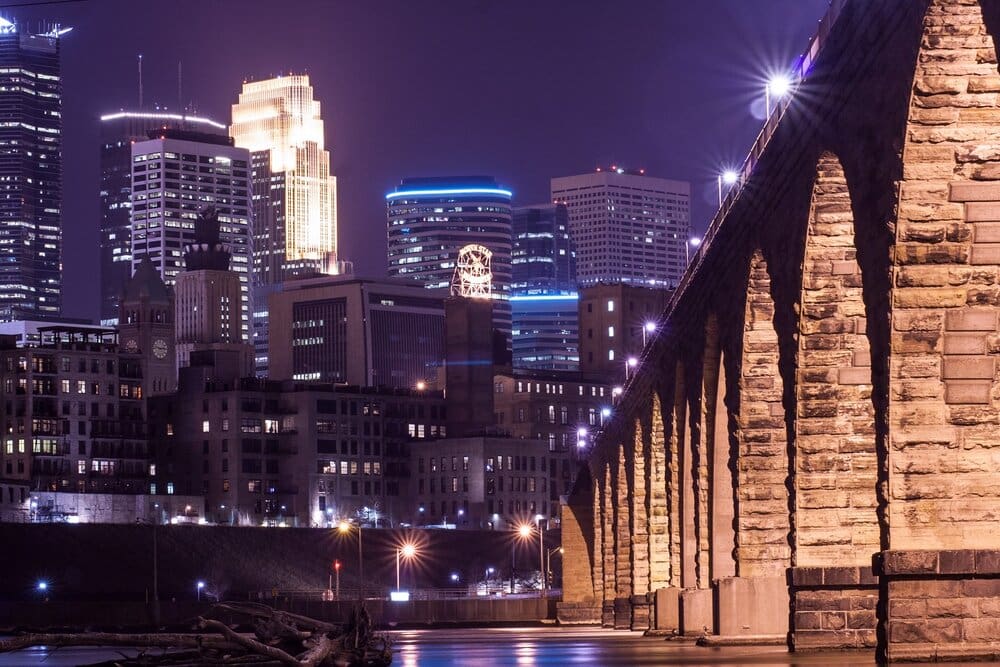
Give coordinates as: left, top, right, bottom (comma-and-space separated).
410, 436, 573, 530
99, 111, 227, 326
551, 168, 690, 288
0, 325, 149, 495
130, 129, 251, 341
386, 176, 513, 338
0, 20, 66, 320
510, 293, 579, 371
268, 275, 446, 389
230, 75, 339, 375
577, 282, 671, 381
150, 355, 447, 527
492, 368, 612, 452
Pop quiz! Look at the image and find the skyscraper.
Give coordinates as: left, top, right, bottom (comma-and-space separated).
130, 129, 252, 342
99, 111, 227, 325
551, 168, 690, 288
510, 203, 578, 370
386, 176, 513, 337
0, 19, 68, 320
229, 75, 339, 375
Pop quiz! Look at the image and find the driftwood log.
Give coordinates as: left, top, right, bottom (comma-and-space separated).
0, 601, 391, 666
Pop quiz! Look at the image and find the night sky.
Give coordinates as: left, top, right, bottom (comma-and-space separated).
9, 0, 829, 320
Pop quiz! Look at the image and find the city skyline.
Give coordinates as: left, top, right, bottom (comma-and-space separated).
2, 0, 828, 321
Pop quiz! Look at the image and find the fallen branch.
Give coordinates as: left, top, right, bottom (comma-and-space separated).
198, 618, 300, 667
0, 632, 239, 653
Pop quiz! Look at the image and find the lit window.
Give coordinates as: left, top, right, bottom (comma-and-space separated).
166, 483, 175, 495
202, 420, 210, 433
607, 299, 615, 312
608, 349, 615, 361
608, 326, 615, 337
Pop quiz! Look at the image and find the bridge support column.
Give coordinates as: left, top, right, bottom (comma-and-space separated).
881, 549, 1000, 662
651, 587, 680, 633
613, 597, 632, 629
679, 588, 713, 636
789, 566, 878, 651
630, 594, 651, 631
714, 576, 789, 639
601, 600, 614, 628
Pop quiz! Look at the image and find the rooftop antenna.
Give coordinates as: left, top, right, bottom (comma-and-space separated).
177, 61, 182, 112
138, 54, 143, 109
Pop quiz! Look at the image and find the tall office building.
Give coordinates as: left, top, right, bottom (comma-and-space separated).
229, 75, 339, 375
551, 168, 690, 288
510, 203, 578, 370
130, 129, 251, 342
99, 111, 227, 325
386, 176, 513, 338
0, 19, 68, 320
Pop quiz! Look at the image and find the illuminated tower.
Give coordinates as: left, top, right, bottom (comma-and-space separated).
0, 19, 69, 320
229, 75, 338, 376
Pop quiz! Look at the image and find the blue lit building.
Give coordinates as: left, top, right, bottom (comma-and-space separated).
510, 203, 578, 371
386, 176, 512, 338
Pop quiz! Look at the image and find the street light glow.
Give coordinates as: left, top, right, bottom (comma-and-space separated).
401, 543, 417, 559
627, 357, 638, 368
415, 381, 426, 391
338, 520, 351, 533
518, 523, 532, 538
721, 170, 739, 185
644, 321, 656, 333
37, 580, 48, 592
768, 74, 792, 98
612, 386, 623, 396
601, 407, 611, 417
577, 427, 588, 437
690, 236, 702, 247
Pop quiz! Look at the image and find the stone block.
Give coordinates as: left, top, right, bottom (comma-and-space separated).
714, 576, 788, 637
941, 356, 994, 379
966, 202, 1000, 222
943, 333, 987, 354
612, 597, 631, 629
883, 550, 939, 575
944, 309, 997, 331
976, 550, 1000, 575
944, 380, 992, 404
679, 588, 713, 636
653, 587, 680, 632
950, 181, 1000, 202
939, 549, 976, 575
838, 367, 872, 385
974, 222, 1000, 242
970, 244, 1000, 265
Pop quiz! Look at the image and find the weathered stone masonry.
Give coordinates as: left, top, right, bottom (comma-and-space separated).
557, 0, 1000, 661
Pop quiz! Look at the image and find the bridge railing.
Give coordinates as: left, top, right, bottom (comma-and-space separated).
250, 587, 562, 602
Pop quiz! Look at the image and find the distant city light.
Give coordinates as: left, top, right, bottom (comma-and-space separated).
450, 573, 460, 582
36, 580, 47, 592
601, 408, 612, 418
415, 381, 427, 391
100, 111, 226, 130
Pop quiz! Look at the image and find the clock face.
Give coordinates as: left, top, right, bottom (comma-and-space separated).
125, 338, 138, 353
153, 339, 168, 359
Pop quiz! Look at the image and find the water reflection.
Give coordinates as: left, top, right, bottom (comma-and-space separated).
514, 640, 536, 665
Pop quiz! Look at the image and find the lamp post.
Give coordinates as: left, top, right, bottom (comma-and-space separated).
685, 236, 702, 267
535, 515, 545, 594
396, 543, 417, 592
196, 580, 205, 602
717, 170, 738, 207
338, 520, 363, 598
624, 356, 638, 382
765, 74, 792, 117
642, 321, 656, 348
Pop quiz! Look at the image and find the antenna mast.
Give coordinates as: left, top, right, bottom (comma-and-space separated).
138, 54, 143, 108
177, 61, 182, 111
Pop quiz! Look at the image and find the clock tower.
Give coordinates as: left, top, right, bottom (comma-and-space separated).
119, 257, 176, 395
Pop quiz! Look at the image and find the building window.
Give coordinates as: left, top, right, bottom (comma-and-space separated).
608, 349, 615, 361
462, 456, 469, 471
202, 420, 210, 433
608, 325, 615, 337
166, 483, 174, 495
607, 299, 614, 312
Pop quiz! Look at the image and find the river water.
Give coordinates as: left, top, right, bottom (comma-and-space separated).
0, 626, 888, 666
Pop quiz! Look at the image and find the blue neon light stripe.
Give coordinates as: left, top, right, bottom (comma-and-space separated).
386, 188, 513, 200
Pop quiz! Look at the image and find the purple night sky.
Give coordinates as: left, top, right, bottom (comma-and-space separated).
11, 0, 829, 320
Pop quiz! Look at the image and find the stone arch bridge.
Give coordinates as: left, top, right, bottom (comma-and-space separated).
560, 0, 1000, 660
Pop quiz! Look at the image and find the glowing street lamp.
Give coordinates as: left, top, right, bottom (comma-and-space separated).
196, 580, 205, 602
625, 356, 639, 381
415, 381, 426, 391
717, 169, 739, 207
396, 543, 418, 591
686, 236, 702, 267
577, 427, 590, 451
642, 321, 656, 347
600, 407, 611, 427
338, 520, 364, 598
765, 74, 793, 116
36, 580, 48, 593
